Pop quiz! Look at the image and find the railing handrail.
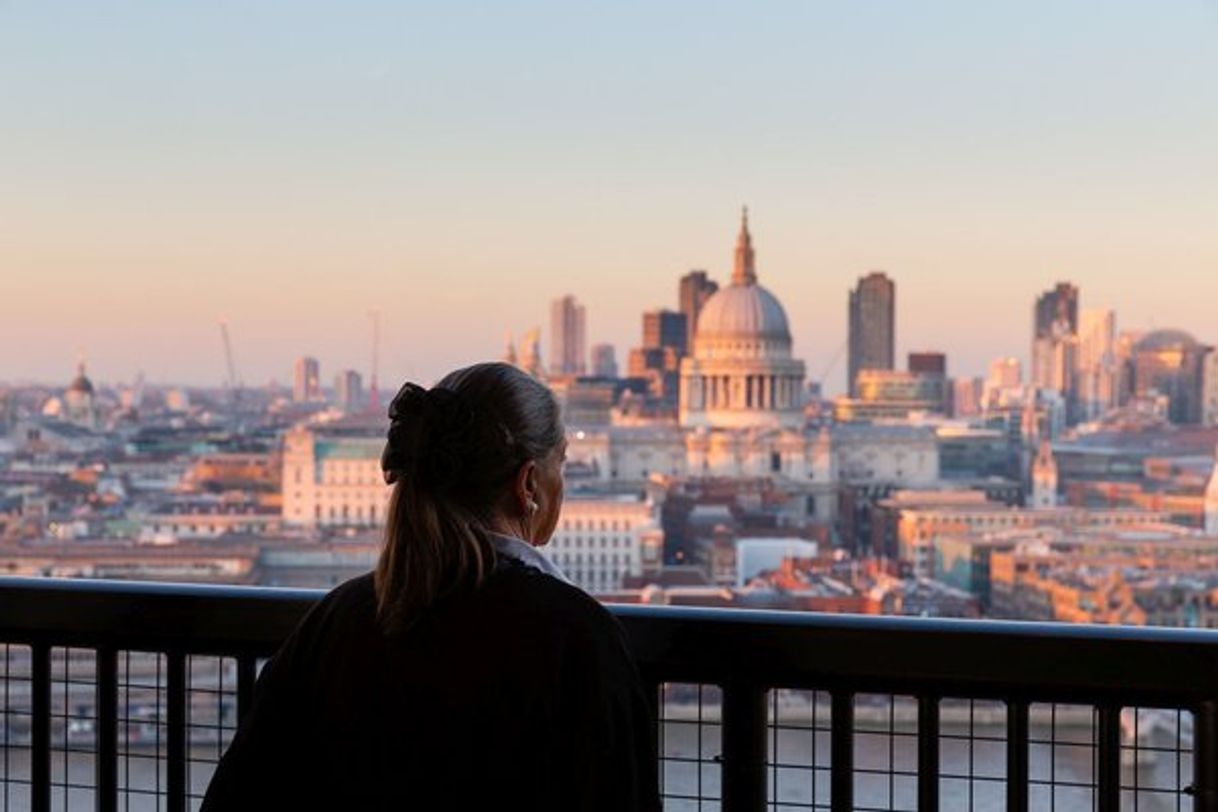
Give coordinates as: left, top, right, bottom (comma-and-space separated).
3, 575, 1218, 706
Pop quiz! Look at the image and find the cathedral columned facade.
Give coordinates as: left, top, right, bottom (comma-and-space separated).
679, 209, 807, 431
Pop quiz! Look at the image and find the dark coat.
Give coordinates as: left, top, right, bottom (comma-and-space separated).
201, 562, 661, 810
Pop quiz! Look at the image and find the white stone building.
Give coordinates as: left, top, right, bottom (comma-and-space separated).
544, 496, 663, 594
282, 421, 390, 529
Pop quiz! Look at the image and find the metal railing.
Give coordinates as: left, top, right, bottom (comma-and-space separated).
1, 575, 1216, 811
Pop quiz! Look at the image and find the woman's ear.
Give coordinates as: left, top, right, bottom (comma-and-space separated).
514, 460, 538, 513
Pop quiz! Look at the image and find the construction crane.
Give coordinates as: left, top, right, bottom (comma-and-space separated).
367, 309, 381, 413
219, 320, 242, 408
817, 339, 848, 392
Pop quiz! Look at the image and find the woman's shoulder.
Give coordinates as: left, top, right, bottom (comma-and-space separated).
275, 573, 378, 660
484, 565, 624, 638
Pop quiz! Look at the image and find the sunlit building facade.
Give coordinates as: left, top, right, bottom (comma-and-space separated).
282, 422, 390, 528
544, 496, 663, 593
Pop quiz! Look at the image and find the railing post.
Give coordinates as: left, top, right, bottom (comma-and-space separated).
96, 647, 118, 812
917, 695, 939, 812
166, 652, 187, 812
1196, 700, 1218, 812
1006, 699, 1029, 812
1096, 704, 1120, 812
721, 682, 767, 812
831, 691, 854, 812
31, 643, 51, 812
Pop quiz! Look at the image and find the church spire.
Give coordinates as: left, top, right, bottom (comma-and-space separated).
732, 206, 757, 286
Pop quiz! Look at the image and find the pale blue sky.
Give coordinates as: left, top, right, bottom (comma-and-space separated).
2, 1, 1216, 393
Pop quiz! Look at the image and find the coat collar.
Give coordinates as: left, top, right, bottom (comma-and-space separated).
486, 532, 575, 587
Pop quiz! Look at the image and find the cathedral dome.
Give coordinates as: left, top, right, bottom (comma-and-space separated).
67, 363, 94, 395
1135, 329, 1198, 353
695, 283, 791, 342
679, 209, 807, 432
691, 208, 794, 358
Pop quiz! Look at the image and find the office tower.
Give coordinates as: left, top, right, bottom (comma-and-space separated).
643, 310, 688, 359
1034, 283, 1079, 340
1075, 309, 1117, 421
952, 377, 984, 418
908, 352, 947, 376
848, 272, 896, 397
1031, 283, 1080, 420
983, 357, 1024, 411
549, 295, 587, 376
629, 310, 687, 409
334, 369, 364, 413
293, 357, 320, 403
678, 270, 719, 350
590, 343, 619, 378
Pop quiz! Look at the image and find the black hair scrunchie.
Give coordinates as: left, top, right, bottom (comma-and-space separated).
381, 383, 477, 491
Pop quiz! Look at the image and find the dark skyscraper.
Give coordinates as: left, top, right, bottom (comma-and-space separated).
643, 309, 688, 358
628, 309, 688, 409
678, 270, 718, 351
847, 272, 896, 397
1031, 282, 1081, 419
1034, 282, 1080, 339
908, 352, 947, 376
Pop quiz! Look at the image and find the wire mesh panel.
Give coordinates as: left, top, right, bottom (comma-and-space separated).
1028, 702, 1098, 811
1, 644, 33, 811
118, 651, 167, 811
659, 683, 722, 810
1119, 707, 1195, 812
939, 698, 1006, 812
852, 693, 918, 811
766, 688, 831, 811
185, 656, 238, 811
49, 647, 97, 810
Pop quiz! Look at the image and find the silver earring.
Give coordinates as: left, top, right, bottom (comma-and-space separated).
527, 500, 539, 514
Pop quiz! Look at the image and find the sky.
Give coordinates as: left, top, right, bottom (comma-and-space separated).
2, 1, 1216, 395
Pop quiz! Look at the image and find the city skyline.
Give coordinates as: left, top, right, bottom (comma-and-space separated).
3, 2, 1216, 390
